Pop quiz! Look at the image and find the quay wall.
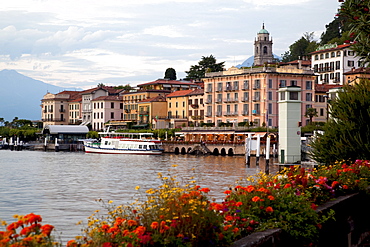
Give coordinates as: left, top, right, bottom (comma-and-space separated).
231, 191, 370, 247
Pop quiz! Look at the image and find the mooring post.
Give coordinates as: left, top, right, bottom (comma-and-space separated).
256, 134, 260, 167
245, 136, 251, 167
265, 136, 271, 174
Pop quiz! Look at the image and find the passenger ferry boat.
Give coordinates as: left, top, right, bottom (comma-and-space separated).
83, 132, 163, 155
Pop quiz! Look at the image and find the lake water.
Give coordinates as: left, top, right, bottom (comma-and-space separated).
0, 150, 277, 244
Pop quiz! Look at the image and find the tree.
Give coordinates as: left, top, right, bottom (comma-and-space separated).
310, 80, 370, 164
114, 84, 133, 91
320, 15, 351, 45
281, 32, 318, 62
339, 0, 370, 66
164, 68, 177, 80
185, 55, 225, 81
304, 108, 318, 124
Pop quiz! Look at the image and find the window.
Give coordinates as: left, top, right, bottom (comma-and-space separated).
325, 53, 329, 58
217, 83, 223, 91
268, 79, 273, 89
182, 101, 185, 107
331, 52, 336, 58
101, 102, 103, 108
101, 112, 103, 118
243, 92, 249, 101
188, 99, 192, 105
253, 80, 260, 89
176, 102, 178, 107
348, 50, 355, 56
200, 98, 203, 104
243, 80, 249, 90
348, 60, 355, 67
206, 84, 212, 92
268, 91, 273, 100
320, 54, 324, 59
306, 93, 312, 102
315, 55, 319, 60
217, 105, 222, 116
290, 80, 297, 86
169, 102, 172, 108
111, 112, 114, 119
207, 106, 212, 116
268, 103, 273, 114
306, 81, 312, 90
315, 95, 326, 102
111, 102, 114, 108
289, 92, 298, 100
337, 51, 341, 56
217, 94, 222, 103
234, 104, 238, 114
120, 103, 123, 109
233, 81, 239, 90
207, 95, 212, 103
254, 91, 260, 101
263, 46, 268, 54
336, 61, 340, 70
243, 104, 249, 115
320, 108, 324, 116
279, 80, 286, 87
280, 92, 285, 101
234, 93, 238, 101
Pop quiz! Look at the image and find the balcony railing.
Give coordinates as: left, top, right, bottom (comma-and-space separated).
59, 109, 65, 112
190, 104, 199, 109
205, 99, 212, 104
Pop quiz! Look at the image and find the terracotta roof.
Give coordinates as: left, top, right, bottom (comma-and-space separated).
138, 95, 166, 103
315, 84, 342, 93
309, 43, 352, 55
343, 67, 370, 75
279, 60, 311, 66
187, 88, 204, 96
137, 79, 195, 87
92, 95, 123, 101
165, 90, 193, 98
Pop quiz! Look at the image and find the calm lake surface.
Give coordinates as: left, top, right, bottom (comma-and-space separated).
0, 150, 277, 244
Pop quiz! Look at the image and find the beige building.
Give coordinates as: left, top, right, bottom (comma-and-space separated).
187, 89, 205, 127
166, 90, 192, 128
136, 95, 167, 129
41, 91, 81, 126
344, 67, 370, 85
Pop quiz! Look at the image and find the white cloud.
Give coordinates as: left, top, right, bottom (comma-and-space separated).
143, 26, 187, 38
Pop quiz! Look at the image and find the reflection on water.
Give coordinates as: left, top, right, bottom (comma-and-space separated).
0, 150, 277, 244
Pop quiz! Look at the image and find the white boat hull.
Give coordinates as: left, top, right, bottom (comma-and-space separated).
84, 145, 163, 155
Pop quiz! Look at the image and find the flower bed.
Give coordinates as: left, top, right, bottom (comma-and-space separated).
1, 160, 370, 246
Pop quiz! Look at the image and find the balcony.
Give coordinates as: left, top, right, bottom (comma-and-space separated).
205, 112, 212, 117
138, 111, 149, 115
252, 97, 260, 102
242, 111, 249, 116
59, 109, 65, 112
190, 104, 199, 109
252, 110, 259, 115
242, 86, 249, 91
224, 86, 232, 92
215, 98, 222, 103
191, 115, 204, 120
215, 87, 223, 92
215, 111, 222, 117
167, 115, 187, 119
241, 97, 249, 102
205, 99, 212, 104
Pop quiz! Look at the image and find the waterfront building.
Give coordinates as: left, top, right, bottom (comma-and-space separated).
203, 65, 316, 127
310, 43, 363, 85
136, 95, 167, 129
68, 97, 82, 125
81, 86, 124, 127
166, 90, 193, 128
91, 95, 123, 131
41, 91, 81, 126
187, 88, 205, 127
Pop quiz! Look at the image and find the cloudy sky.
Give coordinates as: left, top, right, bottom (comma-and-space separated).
1, 0, 341, 89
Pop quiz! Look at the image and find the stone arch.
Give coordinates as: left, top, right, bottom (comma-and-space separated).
174, 147, 180, 154
181, 147, 187, 154
213, 148, 219, 156
228, 148, 234, 156
187, 147, 192, 154
220, 148, 227, 156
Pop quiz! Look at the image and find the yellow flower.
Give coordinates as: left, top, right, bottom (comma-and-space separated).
108, 200, 113, 204
135, 186, 140, 190
172, 164, 178, 167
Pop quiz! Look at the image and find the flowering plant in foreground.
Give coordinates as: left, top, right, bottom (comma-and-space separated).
3, 160, 370, 246
0, 213, 60, 247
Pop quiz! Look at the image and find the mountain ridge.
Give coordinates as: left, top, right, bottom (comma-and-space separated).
0, 69, 81, 121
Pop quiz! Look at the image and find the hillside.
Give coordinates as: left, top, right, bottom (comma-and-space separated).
0, 70, 80, 121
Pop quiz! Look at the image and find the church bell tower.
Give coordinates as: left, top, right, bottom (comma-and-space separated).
254, 23, 273, 66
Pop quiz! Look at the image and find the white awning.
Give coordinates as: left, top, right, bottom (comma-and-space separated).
43, 125, 89, 134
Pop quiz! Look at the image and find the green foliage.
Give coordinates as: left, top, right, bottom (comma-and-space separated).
114, 84, 133, 91
339, 0, 370, 65
185, 55, 225, 81
87, 131, 99, 139
164, 68, 177, 80
320, 15, 351, 45
301, 122, 325, 135
310, 80, 370, 164
305, 108, 318, 124
281, 32, 318, 62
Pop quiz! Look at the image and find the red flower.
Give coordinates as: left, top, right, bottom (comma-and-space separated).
311, 203, 318, 210
252, 196, 260, 202
41, 224, 54, 236
267, 195, 275, 201
265, 206, 274, 213
283, 183, 292, 189
150, 221, 158, 229
343, 185, 349, 189
224, 190, 232, 194
232, 227, 239, 233
199, 187, 210, 193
